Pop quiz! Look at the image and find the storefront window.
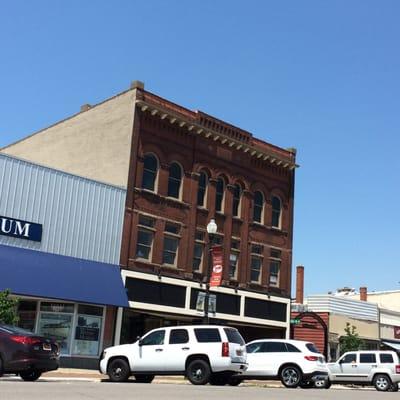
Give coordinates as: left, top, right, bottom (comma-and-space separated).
38, 302, 74, 355
17, 300, 38, 332
72, 305, 103, 356
38, 313, 73, 355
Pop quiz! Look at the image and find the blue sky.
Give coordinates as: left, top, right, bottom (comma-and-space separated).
1, 1, 399, 296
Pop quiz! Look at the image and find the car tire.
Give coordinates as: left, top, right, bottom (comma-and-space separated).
299, 381, 314, 388
373, 374, 391, 392
228, 376, 242, 386
134, 374, 154, 383
20, 370, 42, 381
323, 379, 331, 389
280, 365, 302, 388
186, 359, 211, 385
0, 355, 3, 377
107, 358, 130, 382
389, 383, 399, 392
209, 373, 229, 386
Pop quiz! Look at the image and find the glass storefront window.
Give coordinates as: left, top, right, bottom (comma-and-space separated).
38, 312, 73, 355
72, 305, 103, 356
15, 300, 105, 357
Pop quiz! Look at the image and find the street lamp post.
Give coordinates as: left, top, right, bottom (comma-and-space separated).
203, 218, 217, 324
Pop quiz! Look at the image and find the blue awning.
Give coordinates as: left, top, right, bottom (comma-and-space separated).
0, 244, 128, 308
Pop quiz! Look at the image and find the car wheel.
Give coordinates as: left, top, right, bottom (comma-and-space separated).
186, 359, 211, 385
373, 374, 391, 392
107, 358, 130, 382
299, 381, 314, 388
228, 376, 242, 386
134, 374, 154, 383
20, 370, 42, 381
324, 379, 331, 389
209, 373, 229, 386
280, 365, 302, 388
0, 356, 3, 377
389, 383, 399, 392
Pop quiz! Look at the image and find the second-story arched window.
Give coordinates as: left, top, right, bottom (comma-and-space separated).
232, 183, 242, 217
215, 177, 225, 212
253, 191, 264, 223
197, 171, 208, 207
168, 162, 182, 199
271, 195, 282, 228
142, 154, 158, 191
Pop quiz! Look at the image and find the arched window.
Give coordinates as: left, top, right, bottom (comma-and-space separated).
232, 183, 242, 217
167, 162, 182, 198
197, 171, 208, 207
142, 154, 158, 191
215, 177, 225, 212
271, 196, 282, 228
253, 191, 264, 223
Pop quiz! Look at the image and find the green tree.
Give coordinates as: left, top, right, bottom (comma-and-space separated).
0, 289, 19, 325
339, 322, 363, 355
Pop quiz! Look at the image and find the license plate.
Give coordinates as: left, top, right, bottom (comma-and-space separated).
43, 343, 51, 351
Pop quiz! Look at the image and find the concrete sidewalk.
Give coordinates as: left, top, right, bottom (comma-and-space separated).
42, 369, 283, 386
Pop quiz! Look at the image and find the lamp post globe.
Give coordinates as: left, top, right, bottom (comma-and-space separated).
204, 218, 217, 324
207, 219, 217, 235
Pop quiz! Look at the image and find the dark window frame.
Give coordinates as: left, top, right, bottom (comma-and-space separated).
142, 154, 158, 191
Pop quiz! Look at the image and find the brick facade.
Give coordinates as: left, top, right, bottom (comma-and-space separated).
120, 88, 296, 298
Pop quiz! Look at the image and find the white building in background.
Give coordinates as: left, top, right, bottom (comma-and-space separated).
346, 289, 400, 350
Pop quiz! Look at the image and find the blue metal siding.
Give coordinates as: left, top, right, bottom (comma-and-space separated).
0, 154, 126, 264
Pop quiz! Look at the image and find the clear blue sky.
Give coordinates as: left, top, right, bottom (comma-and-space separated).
1, 1, 399, 297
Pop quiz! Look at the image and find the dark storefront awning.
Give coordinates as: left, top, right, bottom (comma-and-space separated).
0, 244, 128, 308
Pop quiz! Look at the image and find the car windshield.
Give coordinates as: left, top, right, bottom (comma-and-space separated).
306, 343, 320, 353
0, 324, 34, 335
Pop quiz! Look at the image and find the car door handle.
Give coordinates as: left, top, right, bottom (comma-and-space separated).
372, 365, 377, 368
352, 365, 357, 367
155, 348, 163, 352
181, 347, 190, 350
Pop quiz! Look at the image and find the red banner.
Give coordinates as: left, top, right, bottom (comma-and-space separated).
394, 326, 400, 339
210, 245, 223, 287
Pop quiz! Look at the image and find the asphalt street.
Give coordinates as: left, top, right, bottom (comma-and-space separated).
0, 380, 397, 400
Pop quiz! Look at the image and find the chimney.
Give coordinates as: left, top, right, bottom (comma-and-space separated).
130, 80, 145, 90
296, 265, 304, 304
80, 104, 92, 112
360, 286, 368, 301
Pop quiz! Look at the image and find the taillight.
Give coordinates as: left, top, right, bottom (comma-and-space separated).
10, 335, 41, 345
396, 365, 400, 374
222, 342, 229, 357
304, 355, 318, 361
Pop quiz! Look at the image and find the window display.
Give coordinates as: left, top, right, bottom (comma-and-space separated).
73, 314, 102, 356
38, 312, 73, 354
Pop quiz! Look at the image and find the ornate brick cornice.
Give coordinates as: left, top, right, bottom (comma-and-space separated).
135, 96, 298, 170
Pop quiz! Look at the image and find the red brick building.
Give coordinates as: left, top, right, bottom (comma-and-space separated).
116, 83, 297, 342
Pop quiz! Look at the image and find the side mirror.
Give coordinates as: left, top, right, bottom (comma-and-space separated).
138, 339, 143, 346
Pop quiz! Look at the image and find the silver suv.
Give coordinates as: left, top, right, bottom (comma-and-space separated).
327, 350, 400, 391
99, 325, 247, 385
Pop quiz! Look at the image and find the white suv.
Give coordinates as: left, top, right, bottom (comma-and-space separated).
327, 350, 400, 391
229, 339, 328, 388
99, 325, 247, 385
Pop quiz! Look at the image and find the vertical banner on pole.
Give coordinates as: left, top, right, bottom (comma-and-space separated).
210, 245, 223, 287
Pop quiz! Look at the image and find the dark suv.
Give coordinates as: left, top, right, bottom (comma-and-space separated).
0, 324, 60, 381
